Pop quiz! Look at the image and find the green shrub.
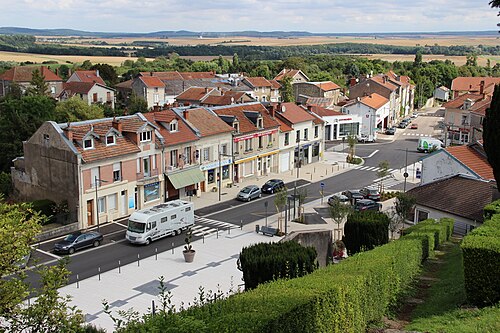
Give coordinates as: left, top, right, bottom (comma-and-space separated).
461, 216, 500, 306
238, 241, 318, 290
483, 199, 500, 220
343, 211, 389, 255
402, 218, 450, 249
30, 199, 56, 218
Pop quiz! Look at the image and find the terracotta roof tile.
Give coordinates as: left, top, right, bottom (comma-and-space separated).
312, 81, 340, 91
445, 145, 494, 181
275, 117, 293, 132
140, 71, 216, 81
144, 110, 198, 146
244, 77, 272, 88
211, 102, 280, 134
469, 96, 492, 116
451, 77, 500, 93
139, 76, 166, 88
360, 93, 389, 110
274, 68, 309, 82
370, 75, 399, 91
307, 105, 344, 117
176, 87, 219, 102
180, 107, 234, 137
275, 102, 316, 124
269, 79, 281, 89
61, 82, 96, 95
115, 79, 133, 89
73, 70, 105, 85
0, 66, 62, 82
407, 175, 499, 222
442, 93, 484, 109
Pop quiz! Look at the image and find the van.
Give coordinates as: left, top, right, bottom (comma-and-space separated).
417, 137, 443, 153
126, 200, 195, 245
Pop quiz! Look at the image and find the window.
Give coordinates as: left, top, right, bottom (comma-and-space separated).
208, 169, 215, 184
304, 128, 308, 141
268, 133, 272, 146
416, 209, 428, 222
107, 91, 111, 102
171, 214, 177, 220
107, 193, 117, 211
285, 133, 290, 146
106, 135, 115, 146
258, 136, 263, 149
222, 165, 229, 179
161, 217, 167, 223
169, 120, 178, 132
93, 93, 98, 102
203, 147, 210, 161
245, 139, 253, 152
43, 134, 50, 141
296, 130, 300, 143
257, 118, 263, 129
170, 149, 178, 167
140, 131, 152, 142
98, 197, 106, 214
184, 147, 192, 164
91, 167, 99, 188
152, 154, 156, 170
50, 86, 56, 94
234, 142, 240, 155
113, 163, 121, 182
221, 144, 228, 156
154, 93, 159, 103
314, 126, 319, 138
143, 157, 150, 177
233, 122, 239, 133
84, 138, 93, 149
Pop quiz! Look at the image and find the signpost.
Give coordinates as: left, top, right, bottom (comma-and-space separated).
320, 182, 325, 204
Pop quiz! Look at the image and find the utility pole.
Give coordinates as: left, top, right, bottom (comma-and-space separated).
403, 148, 408, 192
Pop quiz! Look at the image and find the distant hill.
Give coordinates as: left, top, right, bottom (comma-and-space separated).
0, 26, 498, 38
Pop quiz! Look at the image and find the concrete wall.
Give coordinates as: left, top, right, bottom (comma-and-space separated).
281, 229, 333, 267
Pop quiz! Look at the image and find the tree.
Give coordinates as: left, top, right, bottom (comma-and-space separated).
328, 200, 352, 240
231, 53, 240, 72
274, 187, 288, 233
296, 188, 307, 222
279, 76, 295, 102
127, 92, 149, 114
394, 192, 416, 235
91, 63, 118, 86
0, 196, 87, 332
346, 135, 357, 163
26, 69, 49, 96
491, 0, 500, 30
483, 84, 500, 185
414, 51, 423, 67
376, 160, 390, 193
55, 97, 105, 123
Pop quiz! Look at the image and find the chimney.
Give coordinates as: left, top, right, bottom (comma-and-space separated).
349, 77, 357, 87
112, 117, 123, 133
183, 109, 189, 120
63, 123, 73, 141
96, 69, 100, 77
173, 101, 179, 108
480, 80, 485, 95
205, 87, 209, 94
268, 103, 276, 118
150, 71, 153, 76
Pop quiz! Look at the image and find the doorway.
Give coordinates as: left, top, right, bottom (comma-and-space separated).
87, 200, 94, 226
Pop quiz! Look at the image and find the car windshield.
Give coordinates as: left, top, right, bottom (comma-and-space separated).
265, 180, 276, 186
241, 187, 253, 194
368, 189, 378, 194
128, 220, 146, 233
64, 233, 79, 242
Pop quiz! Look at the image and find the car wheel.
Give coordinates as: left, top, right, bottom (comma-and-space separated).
145, 238, 151, 246
68, 247, 75, 255
93, 240, 100, 247
247, 197, 251, 202
177, 229, 182, 235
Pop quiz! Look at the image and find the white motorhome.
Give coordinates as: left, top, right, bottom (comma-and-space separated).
417, 137, 444, 153
126, 200, 195, 245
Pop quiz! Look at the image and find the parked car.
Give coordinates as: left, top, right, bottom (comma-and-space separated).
328, 193, 350, 206
359, 187, 381, 201
410, 123, 418, 129
237, 185, 261, 201
411, 113, 419, 119
54, 231, 103, 254
341, 190, 364, 204
15, 250, 32, 269
385, 127, 396, 135
357, 134, 375, 143
261, 179, 285, 194
354, 199, 382, 212
398, 121, 408, 128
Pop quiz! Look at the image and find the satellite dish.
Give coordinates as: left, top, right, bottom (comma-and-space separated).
281, 106, 286, 113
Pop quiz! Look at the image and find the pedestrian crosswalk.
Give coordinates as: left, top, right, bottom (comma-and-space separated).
370, 175, 402, 190
401, 133, 434, 137
351, 165, 399, 174
191, 216, 238, 237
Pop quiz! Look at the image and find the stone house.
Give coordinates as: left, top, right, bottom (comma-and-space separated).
0, 66, 63, 98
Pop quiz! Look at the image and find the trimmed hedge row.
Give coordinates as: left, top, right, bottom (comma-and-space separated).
120, 218, 454, 333
461, 215, 500, 306
482, 199, 500, 220
343, 211, 389, 255
402, 218, 454, 254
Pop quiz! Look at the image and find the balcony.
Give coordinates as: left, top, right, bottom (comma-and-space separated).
136, 169, 159, 184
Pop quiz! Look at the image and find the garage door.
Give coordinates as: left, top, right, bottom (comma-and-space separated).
280, 152, 290, 173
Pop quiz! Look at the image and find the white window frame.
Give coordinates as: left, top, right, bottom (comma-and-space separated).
113, 162, 121, 182
140, 131, 152, 142
203, 147, 210, 161
169, 120, 178, 132
106, 135, 115, 146
98, 196, 106, 214
91, 167, 99, 188
107, 193, 117, 212
83, 138, 93, 150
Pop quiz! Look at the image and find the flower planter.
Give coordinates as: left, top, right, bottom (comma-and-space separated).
183, 250, 196, 263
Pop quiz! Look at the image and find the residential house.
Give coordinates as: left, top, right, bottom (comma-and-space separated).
268, 103, 324, 172
131, 76, 167, 109
407, 175, 499, 235
442, 93, 486, 145
175, 87, 222, 106
67, 70, 106, 85
293, 81, 342, 105
11, 116, 162, 229
469, 96, 493, 142
450, 77, 500, 99
200, 91, 255, 107
274, 68, 309, 84
210, 102, 280, 183
242, 77, 281, 102
0, 66, 63, 98
419, 141, 494, 186
174, 107, 235, 192
342, 93, 390, 138
307, 105, 361, 141
59, 82, 115, 109
142, 110, 202, 201
386, 70, 415, 117
434, 86, 450, 102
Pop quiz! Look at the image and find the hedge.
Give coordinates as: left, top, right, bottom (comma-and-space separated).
402, 218, 453, 251
343, 211, 389, 255
482, 199, 500, 220
461, 215, 500, 306
118, 219, 461, 333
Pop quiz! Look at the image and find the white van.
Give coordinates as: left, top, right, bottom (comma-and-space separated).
126, 200, 195, 245
417, 137, 444, 153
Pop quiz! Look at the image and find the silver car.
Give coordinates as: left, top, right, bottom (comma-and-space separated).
237, 185, 262, 202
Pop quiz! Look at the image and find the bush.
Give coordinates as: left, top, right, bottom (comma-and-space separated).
343, 211, 389, 255
483, 199, 500, 220
238, 241, 318, 290
461, 216, 500, 306
30, 199, 56, 218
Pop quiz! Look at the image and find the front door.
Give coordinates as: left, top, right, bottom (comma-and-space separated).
87, 200, 94, 226
121, 190, 127, 215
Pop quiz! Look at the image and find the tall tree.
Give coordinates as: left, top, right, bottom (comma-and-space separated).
55, 97, 105, 123
26, 69, 49, 96
91, 63, 118, 86
491, 0, 500, 30
328, 200, 352, 240
127, 92, 149, 114
280, 76, 295, 103
483, 84, 500, 185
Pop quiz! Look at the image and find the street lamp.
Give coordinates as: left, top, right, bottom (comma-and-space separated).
264, 201, 268, 227
218, 145, 233, 201
94, 176, 108, 232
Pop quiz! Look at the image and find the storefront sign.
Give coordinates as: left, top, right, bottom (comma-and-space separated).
199, 158, 232, 171
144, 182, 160, 202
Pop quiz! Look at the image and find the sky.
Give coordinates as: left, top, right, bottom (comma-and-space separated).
0, 0, 498, 33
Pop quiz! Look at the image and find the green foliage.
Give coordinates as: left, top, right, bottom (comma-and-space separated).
394, 191, 416, 222
343, 211, 390, 255
279, 76, 294, 102
238, 241, 318, 290
461, 215, 500, 306
127, 92, 149, 114
26, 68, 49, 96
91, 63, 118, 85
483, 198, 500, 220
0, 171, 13, 197
485, 85, 500, 170
30, 199, 56, 218
402, 218, 454, 259
54, 97, 105, 122
328, 199, 352, 229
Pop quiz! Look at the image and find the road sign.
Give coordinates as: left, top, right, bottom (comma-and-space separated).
320, 182, 325, 188
403, 172, 409, 178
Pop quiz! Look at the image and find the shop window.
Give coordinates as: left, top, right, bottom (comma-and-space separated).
285, 133, 290, 146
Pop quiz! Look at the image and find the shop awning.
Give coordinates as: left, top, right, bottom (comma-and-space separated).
167, 168, 205, 189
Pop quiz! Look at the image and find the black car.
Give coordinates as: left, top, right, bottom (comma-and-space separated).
328, 193, 349, 206
341, 190, 364, 204
54, 231, 103, 254
261, 179, 285, 194
398, 121, 408, 128
354, 199, 382, 212
385, 127, 396, 135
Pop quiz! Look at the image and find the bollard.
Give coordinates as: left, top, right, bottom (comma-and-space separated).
240, 220, 243, 230
172, 242, 174, 254
118, 260, 121, 274
203, 233, 205, 244
76, 274, 79, 289
228, 226, 231, 235
137, 254, 140, 267
217, 228, 219, 239
155, 248, 158, 260
98, 267, 101, 281
152, 300, 156, 315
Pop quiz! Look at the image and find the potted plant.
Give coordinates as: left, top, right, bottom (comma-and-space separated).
183, 230, 195, 263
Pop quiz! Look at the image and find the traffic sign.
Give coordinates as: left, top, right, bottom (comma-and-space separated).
320, 182, 325, 188
403, 172, 409, 178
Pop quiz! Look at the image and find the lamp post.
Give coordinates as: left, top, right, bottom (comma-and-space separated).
403, 148, 408, 192
94, 176, 108, 232
218, 145, 232, 201
264, 201, 268, 227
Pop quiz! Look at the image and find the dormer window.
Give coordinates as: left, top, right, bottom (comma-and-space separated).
233, 122, 240, 133
106, 135, 116, 146
140, 130, 152, 142
83, 138, 93, 150
169, 120, 178, 132
257, 118, 263, 129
